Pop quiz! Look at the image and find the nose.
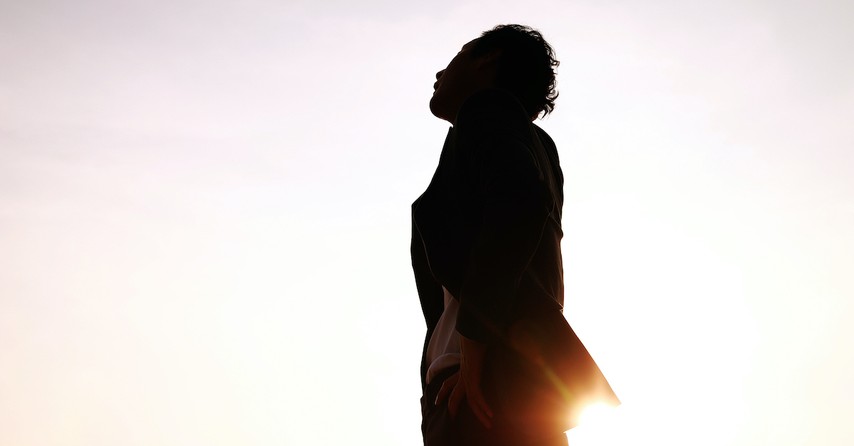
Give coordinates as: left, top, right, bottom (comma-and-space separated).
435, 69, 444, 80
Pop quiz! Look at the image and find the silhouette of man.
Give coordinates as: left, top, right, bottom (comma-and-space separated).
412, 25, 574, 445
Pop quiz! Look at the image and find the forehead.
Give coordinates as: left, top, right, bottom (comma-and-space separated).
461, 38, 478, 51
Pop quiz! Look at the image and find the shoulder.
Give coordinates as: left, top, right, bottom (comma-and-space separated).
451, 90, 544, 184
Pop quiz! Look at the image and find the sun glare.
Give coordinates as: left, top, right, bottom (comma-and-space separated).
567, 403, 628, 446
577, 403, 616, 428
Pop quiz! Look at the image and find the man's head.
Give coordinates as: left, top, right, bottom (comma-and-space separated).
429, 24, 559, 123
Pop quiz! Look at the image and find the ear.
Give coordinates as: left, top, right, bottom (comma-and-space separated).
473, 49, 502, 85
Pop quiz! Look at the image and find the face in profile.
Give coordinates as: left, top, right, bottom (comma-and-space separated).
429, 39, 499, 124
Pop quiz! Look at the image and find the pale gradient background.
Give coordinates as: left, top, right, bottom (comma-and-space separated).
1, 0, 852, 445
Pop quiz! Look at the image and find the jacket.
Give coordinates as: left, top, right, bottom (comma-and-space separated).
411, 88, 566, 390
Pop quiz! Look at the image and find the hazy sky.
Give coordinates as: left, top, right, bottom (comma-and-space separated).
1, 0, 852, 445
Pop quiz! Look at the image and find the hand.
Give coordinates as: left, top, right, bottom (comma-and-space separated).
435, 335, 494, 428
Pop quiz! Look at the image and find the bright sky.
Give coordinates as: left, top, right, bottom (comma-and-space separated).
1, 0, 852, 445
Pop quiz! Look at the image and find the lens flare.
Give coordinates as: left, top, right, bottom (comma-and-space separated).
577, 403, 615, 427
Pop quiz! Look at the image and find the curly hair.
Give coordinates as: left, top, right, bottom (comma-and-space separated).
470, 24, 559, 119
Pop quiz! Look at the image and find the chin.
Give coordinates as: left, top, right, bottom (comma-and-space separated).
429, 94, 453, 122
428, 95, 443, 120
